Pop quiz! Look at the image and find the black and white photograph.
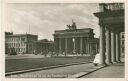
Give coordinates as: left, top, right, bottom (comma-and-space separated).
2, 2, 125, 79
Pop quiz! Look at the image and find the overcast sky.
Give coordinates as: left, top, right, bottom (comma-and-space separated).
5, 3, 100, 40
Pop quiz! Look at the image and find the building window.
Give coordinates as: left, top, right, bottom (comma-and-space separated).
16, 43, 17, 47
11, 43, 13, 47
16, 48, 17, 52
122, 41, 124, 45
122, 35, 124, 38
122, 47, 124, 53
21, 38, 26, 42
10, 43, 11, 48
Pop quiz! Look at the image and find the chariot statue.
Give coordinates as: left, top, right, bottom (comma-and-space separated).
66, 19, 77, 30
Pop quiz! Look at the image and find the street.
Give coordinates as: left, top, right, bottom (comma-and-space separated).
6, 55, 93, 73
7, 63, 94, 78
6, 62, 124, 78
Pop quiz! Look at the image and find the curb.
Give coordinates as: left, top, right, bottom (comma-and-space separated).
5, 61, 92, 76
68, 65, 106, 78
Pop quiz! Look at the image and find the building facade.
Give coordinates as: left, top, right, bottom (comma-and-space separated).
5, 32, 13, 54
94, 3, 124, 65
53, 21, 99, 55
33, 39, 54, 54
5, 32, 38, 54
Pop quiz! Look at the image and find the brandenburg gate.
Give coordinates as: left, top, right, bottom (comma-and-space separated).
53, 20, 99, 55
94, 3, 124, 65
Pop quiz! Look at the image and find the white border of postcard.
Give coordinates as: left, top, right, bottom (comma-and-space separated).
0, 0, 128, 81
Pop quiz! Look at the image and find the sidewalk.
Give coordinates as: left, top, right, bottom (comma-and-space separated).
82, 62, 124, 78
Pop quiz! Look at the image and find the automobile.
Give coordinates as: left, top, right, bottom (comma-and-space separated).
93, 53, 100, 66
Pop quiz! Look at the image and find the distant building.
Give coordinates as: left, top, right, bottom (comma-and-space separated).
5, 32, 54, 55
53, 21, 99, 55
5, 32, 38, 54
5, 32, 13, 35
33, 39, 54, 54
5, 32, 13, 54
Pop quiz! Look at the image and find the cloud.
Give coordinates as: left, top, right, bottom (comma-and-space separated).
5, 3, 100, 40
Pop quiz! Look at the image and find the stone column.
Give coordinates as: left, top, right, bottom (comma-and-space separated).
86, 43, 89, 54
86, 38, 89, 54
80, 37, 83, 54
116, 30, 121, 62
89, 43, 91, 54
99, 25, 106, 65
95, 43, 97, 53
111, 28, 117, 63
88, 43, 90, 54
59, 38, 61, 54
85, 43, 87, 54
90, 44, 91, 54
54, 38, 58, 53
65, 38, 67, 55
106, 26, 112, 64
87, 43, 89, 54
90, 43, 92, 54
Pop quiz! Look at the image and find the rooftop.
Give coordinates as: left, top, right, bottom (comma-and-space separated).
5, 33, 38, 37
54, 28, 93, 35
54, 20, 94, 35
34, 39, 54, 43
